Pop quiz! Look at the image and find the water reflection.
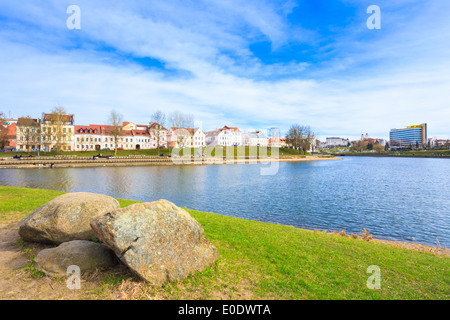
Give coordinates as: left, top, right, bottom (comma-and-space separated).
0, 158, 449, 246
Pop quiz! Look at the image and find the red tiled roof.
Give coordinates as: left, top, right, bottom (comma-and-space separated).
222, 126, 241, 132
206, 126, 241, 136
74, 125, 102, 134
132, 130, 150, 136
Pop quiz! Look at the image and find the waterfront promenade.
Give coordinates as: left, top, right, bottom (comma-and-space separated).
0, 154, 338, 169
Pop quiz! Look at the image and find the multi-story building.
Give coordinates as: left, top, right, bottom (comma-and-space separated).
428, 137, 450, 149
121, 122, 164, 150
74, 125, 104, 151
268, 137, 281, 147
390, 123, 428, 149
326, 137, 349, 148
41, 113, 75, 152
15, 117, 41, 152
242, 131, 269, 147
148, 122, 168, 149
168, 127, 206, 149
74, 122, 166, 151
205, 126, 242, 147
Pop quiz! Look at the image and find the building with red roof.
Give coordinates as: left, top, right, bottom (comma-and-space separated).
205, 126, 242, 146
74, 122, 161, 151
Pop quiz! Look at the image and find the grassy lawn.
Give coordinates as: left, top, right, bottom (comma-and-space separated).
340, 150, 450, 156
0, 147, 309, 158
0, 149, 166, 158
0, 186, 448, 300
391, 150, 450, 156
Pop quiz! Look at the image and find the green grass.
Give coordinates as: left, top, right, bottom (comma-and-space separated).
0, 149, 167, 158
0, 186, 448, 299
391, 150, 450, 156
0, 147, 309, 158
340, 150, 450, 157
21, 248, 46, 279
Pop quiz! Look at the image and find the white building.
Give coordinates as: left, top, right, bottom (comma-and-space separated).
205, 126, 242, 146
326, 137, 349, 148
168, 127, 206, 148
74, 123, 155, 151
243, 131, 269, 147
74, 125, 103, 151
148, 122, 169, 149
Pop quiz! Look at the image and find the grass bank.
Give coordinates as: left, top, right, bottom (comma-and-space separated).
338, 150, 450, 157
0, 147, 308, 158
0, 186, 448, 300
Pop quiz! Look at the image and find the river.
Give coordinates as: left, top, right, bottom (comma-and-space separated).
0, 157, 449, 246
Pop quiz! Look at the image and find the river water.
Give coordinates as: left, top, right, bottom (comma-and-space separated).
1, 157, 449, 246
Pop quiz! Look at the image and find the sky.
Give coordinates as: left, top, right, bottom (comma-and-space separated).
0, 0, 449, 140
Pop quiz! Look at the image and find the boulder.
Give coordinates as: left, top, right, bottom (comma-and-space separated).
35, 240, 117, 276
90, 200, 219, 286
19, 192, 120, 244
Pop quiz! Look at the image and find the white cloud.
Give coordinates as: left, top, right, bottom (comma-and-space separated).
0, 0, 449, 140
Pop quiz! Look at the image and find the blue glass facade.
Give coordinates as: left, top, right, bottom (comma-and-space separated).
390, 124, 427, 148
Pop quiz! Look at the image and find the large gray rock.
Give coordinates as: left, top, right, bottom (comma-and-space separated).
90, 200, 219, 286
34, 240, 117, 276
19, 192, 120, 244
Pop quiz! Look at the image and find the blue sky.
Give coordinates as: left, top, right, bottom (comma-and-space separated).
0, 0, 449, 140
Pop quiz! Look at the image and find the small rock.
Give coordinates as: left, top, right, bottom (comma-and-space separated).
91, 200, 219, 286
19, 192, 120, 244
34, 240, 117, 277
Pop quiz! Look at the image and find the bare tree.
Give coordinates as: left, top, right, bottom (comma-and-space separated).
300, 125, 315, 153
286, 124, 315, 155
169, 111, 194, 128
0, 112, 8, 149
151, 110, 166, 154
108, 110, 123, 156
169, 111, 194, 150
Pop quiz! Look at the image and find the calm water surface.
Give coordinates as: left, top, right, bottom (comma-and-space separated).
1, 157, 449, 246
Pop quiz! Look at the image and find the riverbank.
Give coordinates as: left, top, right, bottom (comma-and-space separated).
0, 186, 448, 300
338, 152, 450, 159
0, 155, 339, 169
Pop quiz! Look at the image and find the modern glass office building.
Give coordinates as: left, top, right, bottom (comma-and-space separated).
389, 124, 428, 148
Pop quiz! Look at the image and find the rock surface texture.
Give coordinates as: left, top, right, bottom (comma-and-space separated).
19, 192, 120, 244
34, 240, 117, 276
91, 200, 219, 286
